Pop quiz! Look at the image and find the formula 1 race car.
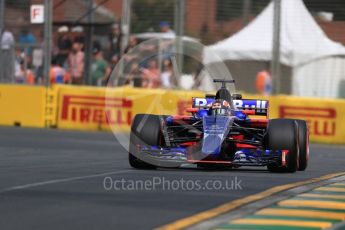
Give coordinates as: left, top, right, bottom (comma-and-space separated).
128, 79, 309, 173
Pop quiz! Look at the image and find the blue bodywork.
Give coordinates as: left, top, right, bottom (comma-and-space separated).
139, 145, 283, 166
202, 115, 233, 155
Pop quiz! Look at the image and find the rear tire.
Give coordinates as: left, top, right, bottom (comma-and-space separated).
128, 114, 162, 169
296, 120, 309, 171
266, 119, 299, 173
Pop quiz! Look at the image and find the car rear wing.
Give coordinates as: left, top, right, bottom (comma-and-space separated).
192, 98, 269, 116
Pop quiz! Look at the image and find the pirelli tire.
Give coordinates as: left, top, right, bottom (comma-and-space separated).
128, 114, 162, 169
295, 119, 309, 171
266, 119, 299, 173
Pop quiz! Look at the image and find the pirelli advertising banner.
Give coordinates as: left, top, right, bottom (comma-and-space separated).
269, 95, 345, 144
55, 85, 345, 144
55, 85, 203, 132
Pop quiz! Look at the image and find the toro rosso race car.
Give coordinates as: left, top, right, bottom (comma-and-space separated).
129, 79, 309, 173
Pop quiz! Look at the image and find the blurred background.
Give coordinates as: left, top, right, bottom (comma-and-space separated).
1, 0, 345, 97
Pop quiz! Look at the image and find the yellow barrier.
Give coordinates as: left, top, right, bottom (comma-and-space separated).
0, 84, 344, 144
242, 94, 345, 144
53, 86, 345, 144
269, 95, 345, 144
0, 85, 46, 128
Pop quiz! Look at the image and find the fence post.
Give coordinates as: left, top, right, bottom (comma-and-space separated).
0, 0, 5, 81
84, 0, 93, 85
271, 0, 281, 94
174, 0, 185, 85
43, 0, 52, 87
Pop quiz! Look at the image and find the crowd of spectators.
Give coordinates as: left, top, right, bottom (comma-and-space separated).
0, 21, 177, 89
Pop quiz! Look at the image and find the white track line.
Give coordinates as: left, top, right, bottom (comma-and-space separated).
0, 170, 132, 193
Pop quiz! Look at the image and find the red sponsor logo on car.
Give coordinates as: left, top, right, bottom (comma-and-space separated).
279, 106, 336, 136
61, 95, 132, 125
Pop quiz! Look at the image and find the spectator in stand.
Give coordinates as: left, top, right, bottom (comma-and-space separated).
110, 54, 120, 70
108, 23, 122, 59
161, 59, 173, 88
256, 70, 272, 95
128, 61, 142, 87
68, 41, 84, 85
124, 35, 138, 54
91, 42, 110, 86
32, 31, 44, 84
15, 59, 35, 85
0, 28, 15, 83
105, 54, 120, 86
50, 58, 70, 85
124, 35, 156, 68
72, 26, 85, 51
19, 28, 36, 56
123, 35, 140, 67
19, 29, 36, 44
56, 26, 71, 67
142, 59, 160, 88
14, 49, 23, 79
159, 21, 174, 33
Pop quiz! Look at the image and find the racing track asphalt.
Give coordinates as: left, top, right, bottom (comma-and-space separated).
0, 126, 344, 230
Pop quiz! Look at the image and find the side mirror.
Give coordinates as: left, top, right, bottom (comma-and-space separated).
232, 94, 242, 99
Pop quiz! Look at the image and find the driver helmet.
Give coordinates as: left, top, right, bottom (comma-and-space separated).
209, 99, 230, 116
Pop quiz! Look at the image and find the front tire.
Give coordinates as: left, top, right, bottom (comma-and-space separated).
266, 119, 299, 173
129, 114, 163, 169
129, 152, 156, 169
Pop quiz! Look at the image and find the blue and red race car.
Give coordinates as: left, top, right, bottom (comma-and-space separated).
129, 79, 309, 173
